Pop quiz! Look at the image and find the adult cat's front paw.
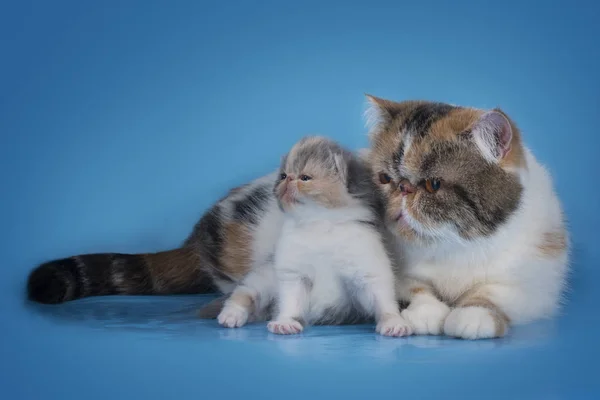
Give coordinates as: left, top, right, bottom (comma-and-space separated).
217, 304, 249, 328
376, 314, 413, 337
400, 299, 450, 335
443, 306, 508, 340
267, 318, 304, 335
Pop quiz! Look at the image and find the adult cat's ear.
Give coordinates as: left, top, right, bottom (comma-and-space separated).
471, 110, 513, 162
364, 94, 399, 133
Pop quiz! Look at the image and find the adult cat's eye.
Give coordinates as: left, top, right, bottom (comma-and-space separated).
379, 172, 392, 184
300, 175, 312, 181
280, 173, 287, 180
425, 178, 441, 193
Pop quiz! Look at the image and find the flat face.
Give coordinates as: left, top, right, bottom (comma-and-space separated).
275, 137, 351, 210
367, 101, 524, 242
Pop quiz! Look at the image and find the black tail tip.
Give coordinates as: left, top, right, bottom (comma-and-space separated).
27, 262, 70, 304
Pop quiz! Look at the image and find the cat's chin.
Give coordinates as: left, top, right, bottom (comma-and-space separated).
389, 219, 440, 244
278, 196, 301, 211
388, 210, 420, 239
391, 221, 419, 241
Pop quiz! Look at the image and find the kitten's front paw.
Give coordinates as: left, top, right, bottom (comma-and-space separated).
267, 318, 303, 335
400, 300, 450, 335
443, 306, 508, 340
376, 314, 413, 337
217, 304, 249, 328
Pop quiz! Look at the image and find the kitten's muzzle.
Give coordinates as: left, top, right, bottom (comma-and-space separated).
285, 174, 296, 183
399, 179, 416, 196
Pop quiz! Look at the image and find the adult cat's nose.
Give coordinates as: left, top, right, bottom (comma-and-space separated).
399, 180, 416, 196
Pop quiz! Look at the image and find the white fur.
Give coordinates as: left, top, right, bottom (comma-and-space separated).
219, 198, 412, 337
395, 147, 569, 339
400, 290, 450, 336
217, 301, 250, 328
443, 306, 497, 340
268, 203, 411, 336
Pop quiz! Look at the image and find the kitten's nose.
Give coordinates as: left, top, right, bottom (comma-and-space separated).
286, 174, 295, 182
399, 180, 416, 196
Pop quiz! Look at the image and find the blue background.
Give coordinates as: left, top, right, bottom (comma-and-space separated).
1, 0, 599, 399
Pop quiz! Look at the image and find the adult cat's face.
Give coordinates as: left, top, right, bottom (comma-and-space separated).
365, 96, 525, 242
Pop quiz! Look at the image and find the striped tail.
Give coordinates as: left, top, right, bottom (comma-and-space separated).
27, 247, 216, 304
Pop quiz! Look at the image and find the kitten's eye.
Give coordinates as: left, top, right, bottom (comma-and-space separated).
425, 178, 441, 193
379, 173, 392, 185
300, 175, 312, 181
280, 173, 287, 180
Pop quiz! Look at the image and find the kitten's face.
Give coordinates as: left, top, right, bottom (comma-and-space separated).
366, 96, 525, 242
274, 137, 352, 212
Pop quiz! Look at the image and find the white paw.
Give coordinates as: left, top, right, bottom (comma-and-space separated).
217, 304, 249, 328
443, 306, 505, 340
376, 314, 413, 337
401, 300, 450, 335
267, 318, 303, 335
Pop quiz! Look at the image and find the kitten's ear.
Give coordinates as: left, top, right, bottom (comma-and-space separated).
333, 153, 349, 183
364, 94, 399, 133
471, 110, 513, 162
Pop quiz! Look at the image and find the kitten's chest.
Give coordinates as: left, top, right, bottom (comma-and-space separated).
277, 220, 352, 264
281, 219, 336, 247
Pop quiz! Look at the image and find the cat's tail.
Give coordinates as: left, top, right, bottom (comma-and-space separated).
26, 247, 216, 304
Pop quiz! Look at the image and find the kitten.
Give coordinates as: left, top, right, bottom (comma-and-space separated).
217, 136, 412, 336
363, 96, 569, 339
27, 134, 410, 336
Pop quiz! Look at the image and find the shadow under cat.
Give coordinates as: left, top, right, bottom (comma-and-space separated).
25, 294, 559, 360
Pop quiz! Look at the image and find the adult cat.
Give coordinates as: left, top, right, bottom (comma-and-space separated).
363, 96, 569, 339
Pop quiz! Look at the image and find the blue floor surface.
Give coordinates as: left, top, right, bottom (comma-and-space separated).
9, 286, 600, 399
2, 0, 600, 399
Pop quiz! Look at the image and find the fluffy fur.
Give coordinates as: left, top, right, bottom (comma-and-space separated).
218, 136, 412, 336
26, 96, 568, 342
364, 95, 569, 339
